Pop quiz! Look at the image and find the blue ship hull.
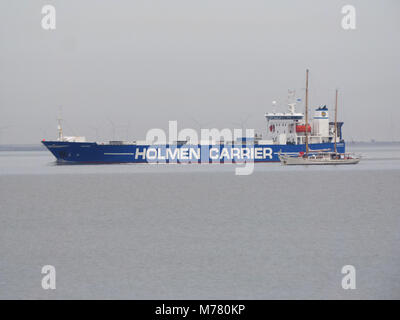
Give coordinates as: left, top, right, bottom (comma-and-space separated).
42, 141, 345, 164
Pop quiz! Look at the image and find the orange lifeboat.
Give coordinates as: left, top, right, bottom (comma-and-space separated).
296, 124, 311, 133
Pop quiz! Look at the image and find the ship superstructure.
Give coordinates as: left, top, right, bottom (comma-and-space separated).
265, 96, 342, 146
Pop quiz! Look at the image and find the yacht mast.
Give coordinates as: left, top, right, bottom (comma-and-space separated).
305, 69, 309, 154
334, 89, 338, 153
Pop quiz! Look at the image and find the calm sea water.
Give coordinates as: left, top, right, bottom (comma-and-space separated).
0, 143, 399, 299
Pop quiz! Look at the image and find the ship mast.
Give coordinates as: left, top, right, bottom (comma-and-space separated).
305, 69, 309, 155
334, 89, 338, 153
57, 108, 64, 141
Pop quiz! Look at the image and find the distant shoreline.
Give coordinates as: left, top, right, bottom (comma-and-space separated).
0, 145, 46, 151
0, 141, 399, 152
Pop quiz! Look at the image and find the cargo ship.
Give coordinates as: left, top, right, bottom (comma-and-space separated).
42, 72, 346, 164
42, 104, 345, 164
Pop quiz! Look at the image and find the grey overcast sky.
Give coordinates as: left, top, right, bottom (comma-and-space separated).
0, 0, 399, 143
